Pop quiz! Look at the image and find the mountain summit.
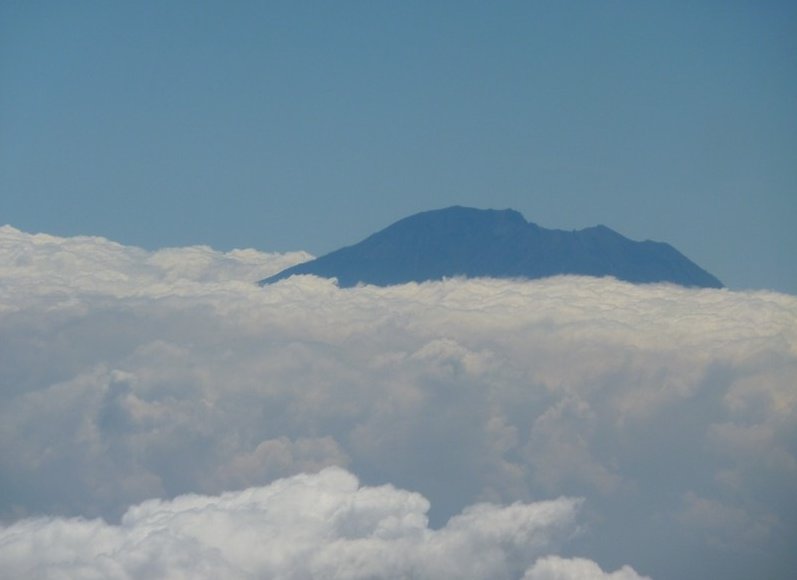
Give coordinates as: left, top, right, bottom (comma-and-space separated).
260, 206, 723, 288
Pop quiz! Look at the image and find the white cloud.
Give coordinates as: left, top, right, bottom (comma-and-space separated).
0, 467, 616, 580
1, 225, 796, 578
0, 225, 311, 305
523, 556, 650, 580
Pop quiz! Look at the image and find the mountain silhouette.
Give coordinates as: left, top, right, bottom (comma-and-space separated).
260, 206, 723, 288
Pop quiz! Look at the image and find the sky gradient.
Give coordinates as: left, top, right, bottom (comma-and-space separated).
1, 0, 795, 294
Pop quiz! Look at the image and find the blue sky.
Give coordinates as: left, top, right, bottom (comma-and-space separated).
1, 1, 795, 293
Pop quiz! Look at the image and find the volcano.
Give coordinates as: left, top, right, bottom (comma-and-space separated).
260, 206, 722, 289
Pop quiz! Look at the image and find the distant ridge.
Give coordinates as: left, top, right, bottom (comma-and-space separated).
260, 206, 723, 289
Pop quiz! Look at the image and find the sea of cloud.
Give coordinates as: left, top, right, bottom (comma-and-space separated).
0, 225, 794, 579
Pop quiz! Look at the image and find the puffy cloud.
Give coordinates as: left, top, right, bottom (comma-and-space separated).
1, 225, 796, 578
523, 556, 650, 580
0, 467, 616, 580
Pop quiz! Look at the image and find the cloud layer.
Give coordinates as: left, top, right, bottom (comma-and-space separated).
1, 225, 795, 578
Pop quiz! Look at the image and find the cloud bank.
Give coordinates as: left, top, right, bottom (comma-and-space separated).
1, 225, 795, 578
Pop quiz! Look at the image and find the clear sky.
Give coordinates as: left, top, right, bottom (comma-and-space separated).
1, 1, 795, 293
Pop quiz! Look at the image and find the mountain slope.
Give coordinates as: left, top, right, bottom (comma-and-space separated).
260, 206, 723, 288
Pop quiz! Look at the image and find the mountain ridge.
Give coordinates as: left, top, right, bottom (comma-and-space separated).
260, 206, 723, 288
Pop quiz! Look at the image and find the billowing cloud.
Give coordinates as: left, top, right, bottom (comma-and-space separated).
0, 467, 647, 579
1, 225, 795, 578
523, 557, 650, 580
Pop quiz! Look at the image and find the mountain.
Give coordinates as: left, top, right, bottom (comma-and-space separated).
260, 206, 723, 288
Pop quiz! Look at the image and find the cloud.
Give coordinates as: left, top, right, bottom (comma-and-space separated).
523, 556, 650, 580
0, 467, 647, 580
1, 225, 796, 578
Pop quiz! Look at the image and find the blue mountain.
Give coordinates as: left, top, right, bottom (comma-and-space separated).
260, 206, 723, 288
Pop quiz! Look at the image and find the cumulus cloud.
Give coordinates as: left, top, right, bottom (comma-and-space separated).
523, 557, 649, 580
0, 467, 644, 580
1, 225, 796, 578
